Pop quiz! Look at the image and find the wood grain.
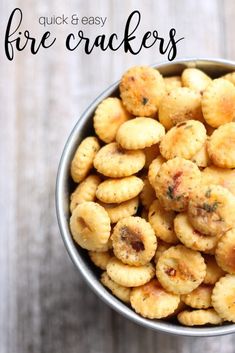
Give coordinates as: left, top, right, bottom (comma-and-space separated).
1, 1, 235, 352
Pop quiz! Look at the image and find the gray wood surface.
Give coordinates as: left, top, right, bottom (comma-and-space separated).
1, 0, 235, 352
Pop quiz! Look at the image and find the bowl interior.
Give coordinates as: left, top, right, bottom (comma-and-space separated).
56, 58, 235, 336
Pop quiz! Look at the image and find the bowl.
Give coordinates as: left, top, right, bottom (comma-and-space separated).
56, 58, 235, 336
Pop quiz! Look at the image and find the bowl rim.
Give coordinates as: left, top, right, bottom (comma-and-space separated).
55, 57, 235, 337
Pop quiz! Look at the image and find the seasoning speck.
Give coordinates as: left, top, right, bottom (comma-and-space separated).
142, 97, 148, 105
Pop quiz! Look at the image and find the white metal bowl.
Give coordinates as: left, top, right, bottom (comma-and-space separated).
56, 58, 235, 336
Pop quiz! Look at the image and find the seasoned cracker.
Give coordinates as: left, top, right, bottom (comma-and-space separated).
116, 117, 165, 150
71, 136, 100, 182
174, 213, 221, 252
202, 166, 235, 196
207, 122, 235, 168
202, 78, 235, 127
212, 274, 235, 322
99, 197, 139, 224
70, 175, 101, 212
130, 279, 180, 319
119, 66, 166, 116
177, 309, 222, 326
148, 200, 178, 244
154, 240, 171, 264
101, 271, 131, 303
111, 216, 157, 266
156, 245, 206, 295
181, 284, 213, 309
203, 254, 225, 285
159, 87, 204, 130
93, 238, 113, 253
89, 250, 112, 270
153, 157, 201, 212
140, 177, 156, 209
164, 76, 182, 93
106, 257, 155, 287
221, 71, 235, 85
215, 228, 235, 274
70, 201, 111, 251
148, 155, 166, 188
191, 141, 211, 168
94, 97, 131, 143
188, 185, 235, 236
159, 120, 207, 160
96, 176, 144, 204
94, 142, 145, 177
181, 68, 212, 93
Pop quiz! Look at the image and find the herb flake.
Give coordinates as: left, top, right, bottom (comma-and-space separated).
142, 97, 148, 105
205, 188, 212, 198
202, 202, 219, 213
166, 186, 174, 199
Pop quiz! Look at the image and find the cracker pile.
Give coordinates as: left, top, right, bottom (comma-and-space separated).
69, 65, 235, 326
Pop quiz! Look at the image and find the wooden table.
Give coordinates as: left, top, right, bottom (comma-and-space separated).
1, 1, 235, 352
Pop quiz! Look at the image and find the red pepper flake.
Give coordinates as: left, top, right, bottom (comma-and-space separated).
166, 171, 183, 200
172, 171, 183, 192
120, 226, 145, 252
131, 241, 145, 252
165, 268, 176, 276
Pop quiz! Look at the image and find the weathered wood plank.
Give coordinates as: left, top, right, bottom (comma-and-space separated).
223, 0, 235, 59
